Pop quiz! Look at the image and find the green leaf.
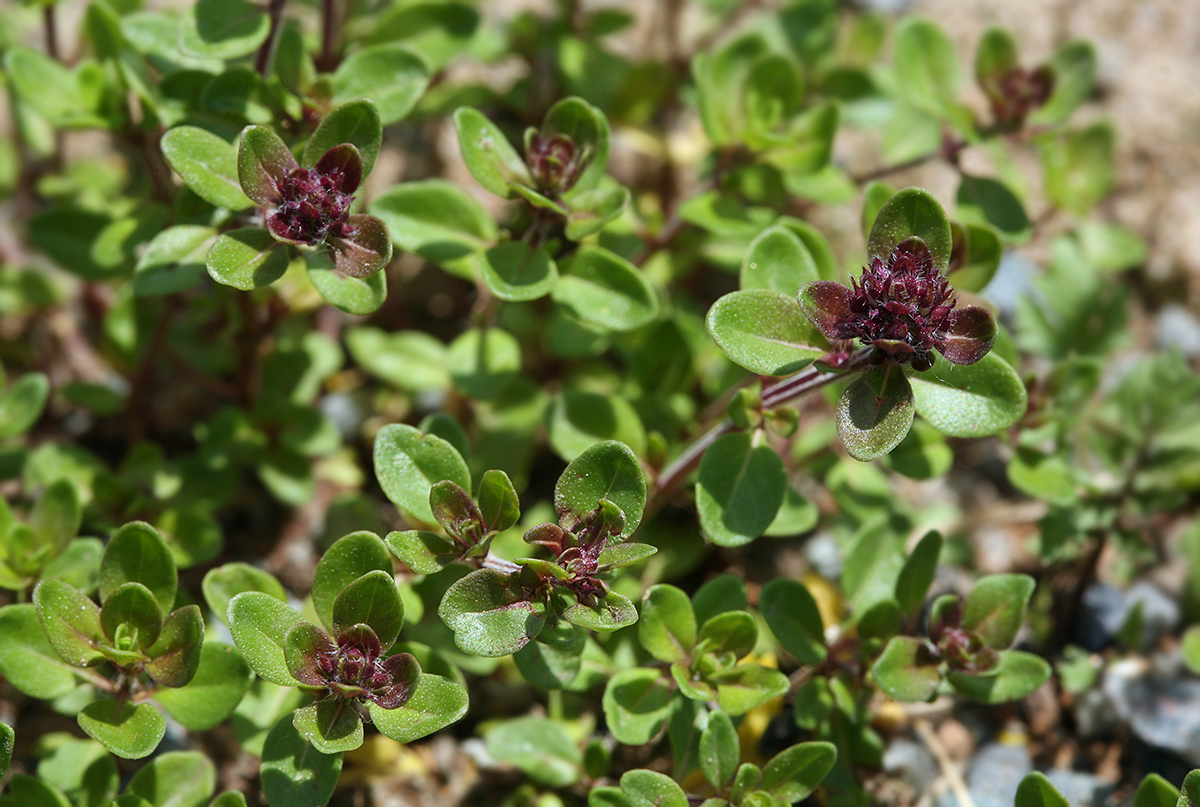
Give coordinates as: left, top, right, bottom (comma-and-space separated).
597, 542, 657, 571
160, 126, 253, 210
555, 440, 646, 542
227, 592, 308, 686
698, 610, 758, 660
547, 391, 647, 462
1029, 41, 1097, 128
909, 352, 1026, 438
713, 663, 789, 714
385, 530, 458, 575
330, 45, 429, 126
696, 432, 787, 547
293, 700, 364, 754
1182, 626, 1200, 675
211, 793, 250, 807
3, 775, 72, 807
895, 530, 942, 618
1178, 771, 1200, 807
369, 670, 469, 743
616, 770, 688, 807
306, 250, 387, 315
370, 180, 497, 277
947, 649, 1052, 704
961, 573, 1035, 649
0, 373, 50, 440
1014, 772, 1071, 807
480, 243, 558, 302
331, 570, 404, 648
741, 225, 820, 294
99, 522, 176, 614
311, 531, 392, 633
237, 125, 295, 206
260, 715, 342, 807
203, 563, 287, 626
486, 716, 582, 788
303, 100, 382, 177
513, 629, 584, 689
438, 569, 545, 656
128, 751, 215, 807
206, 228, 288, 291
346, 328, 449, 393
100, 582, 164, 652
762, 741, 837, 803
544, 96, 611, 195
155, 642, 254, 730
374, 424, 471, 524
602, 667, 674, 745
894, 18, 963, 117
760, 578, 826, 666
1134, 774, 1180, 807
134, 225, 216, 297
948, 221, 1003, 293
700, 710, 739, 790
957, 174, 1031, 243
552, 247, 659, 333
1076, 222, 1147, 273
836, 366, 915, 462
0, 721, 10, 779
867, 187, 953, 269
180, 0, 270, 60
0, 604, 80, 698
564, 185, 629, 240
33, 579, 105, 666
477, 469, 520, 533
1040, 122, 1115, 215
706, 289, 822, 376
563, 590, 638, 631
78, 699, 165, 760
453, 107, 531, 197
871, 636, 942, 701
974, 27, 1019, 94
447, 327, 521, 400
637, 584, 697, 664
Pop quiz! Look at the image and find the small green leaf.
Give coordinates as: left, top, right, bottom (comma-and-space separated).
211, 793, 250, 807
563, 590, 638, 631
128, 751, 215, 807
617, 770, 689, 807
330, 45, 429, 126
947, 649, 1051, 704
741, 225, 820, 294
179, 0, 270, 60
78, 699, 165, 760
385, 530, 458, 575
370, 180, 497, 278
1014, 772, 1071, 807
480, 243, 558, 302
1029, 41, 1097, 127
311, 531, 392, 632
696, 432, 787, 547
564, 185, 629, 240
713, 663, 789, 714
602, 667, 674, 745
760, 578, 826, 666
974, 27, 1019, 96
761, 741, 838, 803
370, 671, 469, 743
331, 570, 405, 648
346, 328, 449, 393
293, 700, 364, 754
910, 352, 1026, 438
1178, 771, 1200, 807
895, 530, 942, 618
237, 125, 295, 206
227, 592, 308, 686
33, 579, 106, 667
206, 228, 288, 291
698, 610, 758, 660
477, 470, 520, 533
957, 175, 1031, 243
0, 721, 11, 779
134, 225, 215, 297
1040, 122, 1115, 215
99, 522, 176, 614
553, 247, 659, 333
0, 372, 50, 440
202, 563, 287, 626
447, 327, 521, 400
894, 18, 963, 118
868, 187, 953, 269
700, 710, 739, 790
453, 107, 531, 197
0, 604, 80, 698
303, 100, 382, 177
155, 642, 254, 730
961, 573, 1035, 649
836, 366, 915, 462
948, 221, 1003, 293
1134, 773, 1180, 807
374, 424, 471, 525
307, 250, 388, 315
486, 716, 582, 788
260, 715, 343, 807
100, 582, 164, 651
706, 289, 822, 376
597, 542, 657, 570
547, 390, 647, 462
160, 127, 253, 210
555, 440, 646, 542
871, 636, 942, 701
438, 569, 545, 656
3, 775, 72, 807
513, 628, 584, 689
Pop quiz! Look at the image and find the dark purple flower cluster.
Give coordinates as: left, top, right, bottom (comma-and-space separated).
800, 238, 996, 372
292, 624, 417, 710
266, 147, 362, 247
524, 507, 621, 606
527, 132, 589, 197
986, 66, 1055, 131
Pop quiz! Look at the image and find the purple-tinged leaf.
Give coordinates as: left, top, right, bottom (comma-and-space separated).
798, 281, 852, 342
266, 214, 309, 247
330, 214, 392, 278
313, 144, 363, 194
237, 125, 296, 206
871, 636, 942, 701
940, 306, 996, 365
283, 622, 335, 687
144, 604, 204, 687
438, 568, 547, 657
369, 652, 419, 709
330, 570, 404, 648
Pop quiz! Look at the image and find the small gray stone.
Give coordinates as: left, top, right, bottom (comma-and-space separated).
1129, 679, 1200, 765
936, 743, 1033, 807
1044, 769, 1114, 807
884, 738, 938, 794
1121, 581, 1180, 652
1073, 688, 1121, 740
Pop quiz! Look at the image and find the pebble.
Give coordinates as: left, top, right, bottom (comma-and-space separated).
884, 738, 939, 794
936, 743, 1032, 807
1044, 769, 1114, 807
1128, 679, 1200, 766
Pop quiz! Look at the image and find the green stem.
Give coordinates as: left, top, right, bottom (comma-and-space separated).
255, 0, 289, 78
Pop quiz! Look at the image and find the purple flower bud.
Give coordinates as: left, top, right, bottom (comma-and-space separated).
527, 132, 591, 197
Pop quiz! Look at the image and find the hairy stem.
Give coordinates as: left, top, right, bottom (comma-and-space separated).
255, 0, 289, 78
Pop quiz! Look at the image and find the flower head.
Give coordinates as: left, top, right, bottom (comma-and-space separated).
286, 622, 418, 710
799, 237, 996, 372
984, 66, 1055, 131
526, 131, 591, 197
